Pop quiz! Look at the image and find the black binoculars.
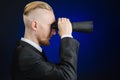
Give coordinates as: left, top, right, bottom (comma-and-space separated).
51, 21, 93, 33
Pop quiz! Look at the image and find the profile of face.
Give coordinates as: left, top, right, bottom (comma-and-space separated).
33, 9, 56, 46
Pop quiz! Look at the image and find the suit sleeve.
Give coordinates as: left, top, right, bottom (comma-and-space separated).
19, 37, 80, 80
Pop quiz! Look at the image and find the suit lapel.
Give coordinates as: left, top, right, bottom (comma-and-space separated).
18, 40, 48, 61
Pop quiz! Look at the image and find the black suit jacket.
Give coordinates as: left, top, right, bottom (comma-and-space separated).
11, 37, 79, 80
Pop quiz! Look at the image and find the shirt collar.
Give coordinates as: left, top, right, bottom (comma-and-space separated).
21, 37, 42, 53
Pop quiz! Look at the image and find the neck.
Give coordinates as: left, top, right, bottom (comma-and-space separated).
24, 31, 39, 46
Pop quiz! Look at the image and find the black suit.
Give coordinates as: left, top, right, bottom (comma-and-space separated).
11, 37, 79, 80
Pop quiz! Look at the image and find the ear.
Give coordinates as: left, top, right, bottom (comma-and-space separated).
31, 21, 37, 31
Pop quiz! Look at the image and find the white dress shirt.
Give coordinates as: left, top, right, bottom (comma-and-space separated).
61, 35, 73, 39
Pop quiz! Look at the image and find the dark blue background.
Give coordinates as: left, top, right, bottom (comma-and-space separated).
0, 0, 119, 80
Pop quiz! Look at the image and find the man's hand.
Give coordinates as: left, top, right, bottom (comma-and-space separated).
58, 18, 72, 37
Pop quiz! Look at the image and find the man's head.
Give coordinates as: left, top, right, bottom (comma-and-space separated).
23, 1, 56, 46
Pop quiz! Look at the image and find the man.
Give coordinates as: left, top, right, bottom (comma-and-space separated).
11, 1, 79, 80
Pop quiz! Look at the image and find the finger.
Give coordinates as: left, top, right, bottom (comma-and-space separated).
61, 17, 65, 23
58, 18, 61, 24
65, 18, 70, 23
